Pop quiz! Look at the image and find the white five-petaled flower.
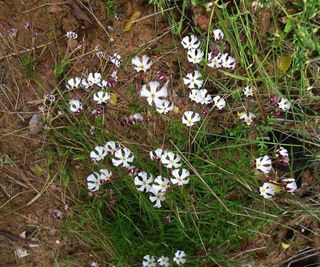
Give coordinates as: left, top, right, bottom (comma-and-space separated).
181, 35, 200, 50
143, 255, 156, 267
189, 89, 212, 105
87, 72, 102, 85
239, 112, 256, 125
131, 55, 152, 72
90, 146, 108, 162
66, 31, 78, 39
152, 176, 170, 192
220, 53, 236, 69
140, 81, 168, 106
157, 256, 170, 267
161, 151, 182, 169
109, 53, 121, 67
187, 49, 204, 64
173, 250, 186, 265
243, 86, 254, 97
149, 148, 166, 161
282, 178, 297, 193
212, 29, 224, 41
105, 141, 118, 155
149, 187, 166, 208
213, 95, 226, 110
183, 71, 203, 89
99, 80, 109, 89
278, 98, 291, 111
99, 169, 112, 183
207, 52, 222, 68
256, 155, 272, 174
182, 111, 201, 127
112, 147, 134, 167
275, 147, 289, 164
134, 171, 153, 192
259, 182, 280, 199
81, 78, 91, 89
93, 91, 110, 104
171, 168, 190, 186
66, 77, 81, 90
156, 100, 174, 114
87, 172, 101, 192
69, 99, 83, 113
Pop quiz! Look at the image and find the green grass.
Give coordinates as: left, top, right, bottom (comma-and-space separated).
45, 0, 320, 266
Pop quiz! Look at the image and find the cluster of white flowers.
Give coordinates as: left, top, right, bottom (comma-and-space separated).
143, 250, 186, 267
134, 148, 190, 208
86, 141, 135, 192
181, 30, 233, 127
256, 147, 297, 199
132, 55, 175, 115
87, 169, 112, 192
64, 37, 120, 114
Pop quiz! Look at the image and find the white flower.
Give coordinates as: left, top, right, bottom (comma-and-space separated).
105, 141, 118, 155
182, 111, 201, 127
213, 95, 226, 110
278, 98, 291, 111
152, 176, 170, 192
99, 169, 112, 183
143, 255, 156, 267
183, 71, 203, 89
133, 113, 144, 121
149, 187, 166, 208
99, 80, 109, 89
239, 112, 256, 125
212, 29, 224, 41
87, 172, 101, 192
81, 78, 92, 89
276, 147, 289, 164
156, 100, 174, 114
134, 171, 153, 192
109, 53, 121, 67
149, 148, 166, 161
187, 49, 204, 64
171, 169, 190, 186
161, 151, 182, 169
282, 178, 297, 193
131, 55, 152, 72
189, 89, 199, 102
181, 35, 200, 50
69, 99, 83, 113
93, 91, 110, 104
140, 81, 168, 106
90, 262, 99, 267
66, 77, 81, 90
90, 146, 108, 162
243, 86, 254, 97
220, 53, 236, 69
199, 90, 213, 105
112, 147, 134, 167
158, 256, 170, 267
256, 155, 272, 174
87, 72, 102, 85
173, 250, 186, 265
191, 89, 212, 105
207, 52, 222, 68
259, 182, 280, 199
66, 31, 77, 39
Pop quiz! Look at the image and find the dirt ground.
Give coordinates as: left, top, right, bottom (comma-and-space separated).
0, 0, 319, 266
